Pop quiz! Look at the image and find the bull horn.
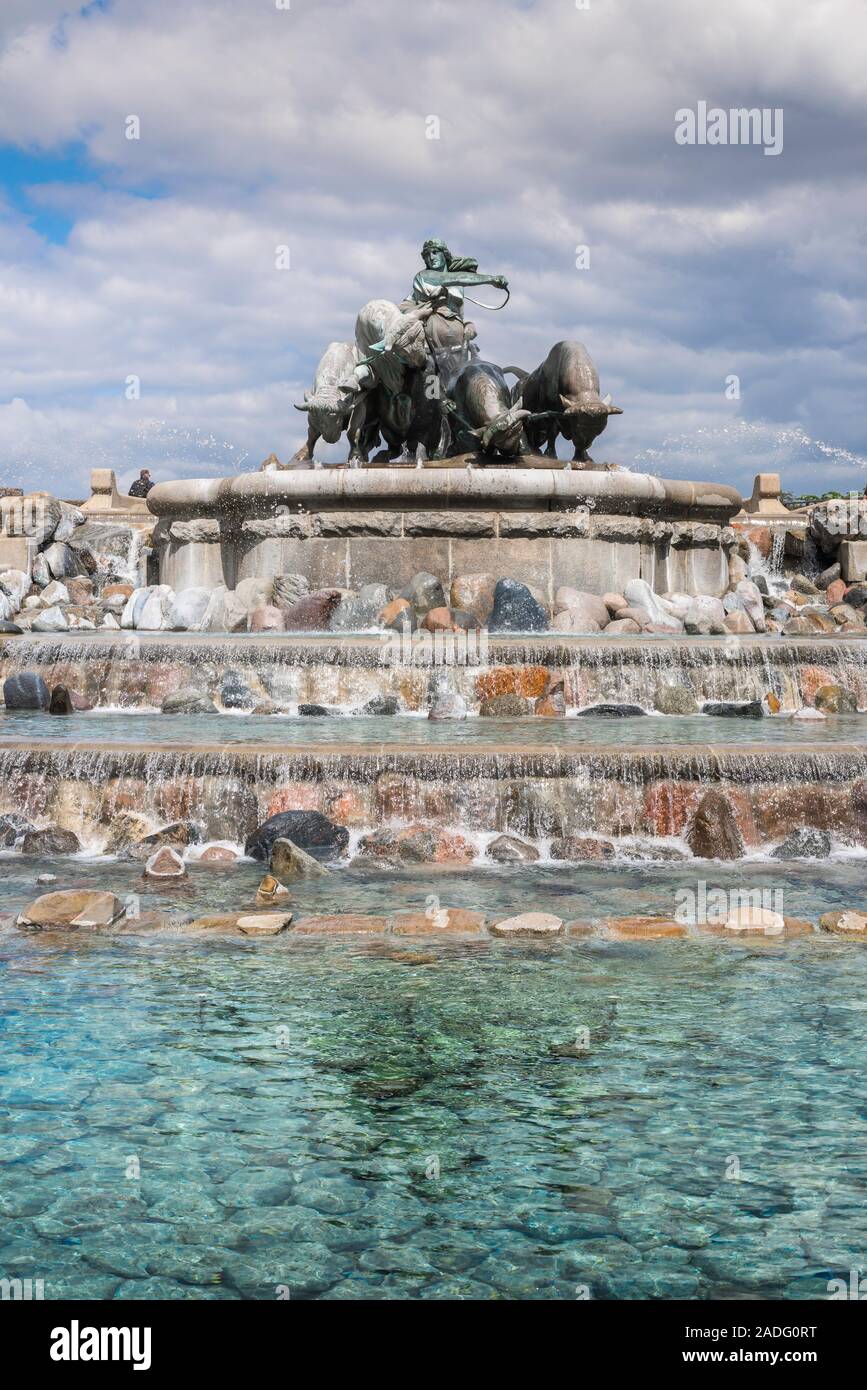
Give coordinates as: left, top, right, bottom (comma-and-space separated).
607, 404, 623, 415
294, 402, 311, 411
513, 408, 531, 421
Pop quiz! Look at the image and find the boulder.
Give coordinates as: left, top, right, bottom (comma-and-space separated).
248, 604, 285, 633
220, 671, 254, 710
161, 687, 217, 715
48, 685, 74, 716
814, 683, 858, 713
143, 847, 187, 879
236, 912, 292, 936
485, 834, 540, 864
256, 873, 290, 905
379, 597, 414, 631
554, 587, 610, 627
549, 835, 615, 861
393, 907, 486, 936
356, 824, 474, 865
281, 589, 342, 630
606, 916, 686, 940
401, 572, 446, 618
602, 592, 627, 615
43, 541, 84, 581
722, 612, 752, 636
490, 912, 563, 938
550, 609, 601, 634
272, 574, 309, 609
16, 889, 125, 930
770, 828, 832, 860
721, 906, 784, 936
40, 579, 70, 607
168, 587, 212, 631
329, 596, 380, 631
0, 813, 36, 847
622, 579, 682, 631
421, 605, 455, 632
3, 672, 50, 711
428, 691, 467, 720
684, 596, 727, 635
488, 579, 548, 632
685, 791, 744, 860
534, 691, 566, 716
703, 700, 764, 719
360, 695, 400, 715
734, 579, 766, 632
819, 910, 867, 937
575, 703, 647, 717
0, 568, 31, 610
32, 606, 69, 633
121, 585, 174, 630
126, 821, 201, 860
479, 693, 531, 717
53, 502, 86, 543
653, 682, 698, 715
0, 620, 22, 634
65, 576, 94, 606
604, 617, 641, 634
450, 573, 496, 624
198, 844, 240, 864
245, 810, 349, 863
269, 836, 329, 880
20, 826, 81, 855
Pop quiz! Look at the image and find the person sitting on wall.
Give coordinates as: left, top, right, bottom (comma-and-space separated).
128, 469, 153, 498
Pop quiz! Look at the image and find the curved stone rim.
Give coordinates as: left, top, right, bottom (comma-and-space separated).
147, 467, 742, 523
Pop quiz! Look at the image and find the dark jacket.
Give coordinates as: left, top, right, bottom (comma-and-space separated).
128, 477, 153, 497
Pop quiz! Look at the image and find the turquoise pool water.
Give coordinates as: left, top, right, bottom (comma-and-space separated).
2, 916, 866, 1300
2, 709, 866, 748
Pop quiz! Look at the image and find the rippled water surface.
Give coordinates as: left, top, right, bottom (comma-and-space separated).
2, 865, 867, 1301
2, 710, 866, 748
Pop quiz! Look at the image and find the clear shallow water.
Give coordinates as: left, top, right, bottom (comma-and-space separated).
2, 912, 866, 1301
2, 858, 867, 924
2, 710, 865, 748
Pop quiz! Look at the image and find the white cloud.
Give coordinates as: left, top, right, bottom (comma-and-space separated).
0, 0, 865, 498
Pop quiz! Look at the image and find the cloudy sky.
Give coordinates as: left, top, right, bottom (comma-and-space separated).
0, 0, 865, 500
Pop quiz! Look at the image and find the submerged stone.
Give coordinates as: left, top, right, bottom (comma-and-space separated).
143, 847, 186, 879
3, 672, 51, 710
16, 890, 125, 931
490, 912, 563, 938
652, 682, 698, 716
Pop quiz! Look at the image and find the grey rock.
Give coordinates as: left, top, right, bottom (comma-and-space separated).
270, 837, 329, 880
429, 691, 468, 721
273, 573, 310, 609
245, 810, 349, 863
20, 826, 82, 855
161, 687, 217, 715
653, 682, 698, 715
3, 672, 50, 710
401, 571, 446, 617
703, 701, 764, 719
488, 578, 548, 632
486, 834, 540, 864
770, 828, 832, 860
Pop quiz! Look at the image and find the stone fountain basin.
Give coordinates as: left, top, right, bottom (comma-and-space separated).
146, 466, 742, 597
